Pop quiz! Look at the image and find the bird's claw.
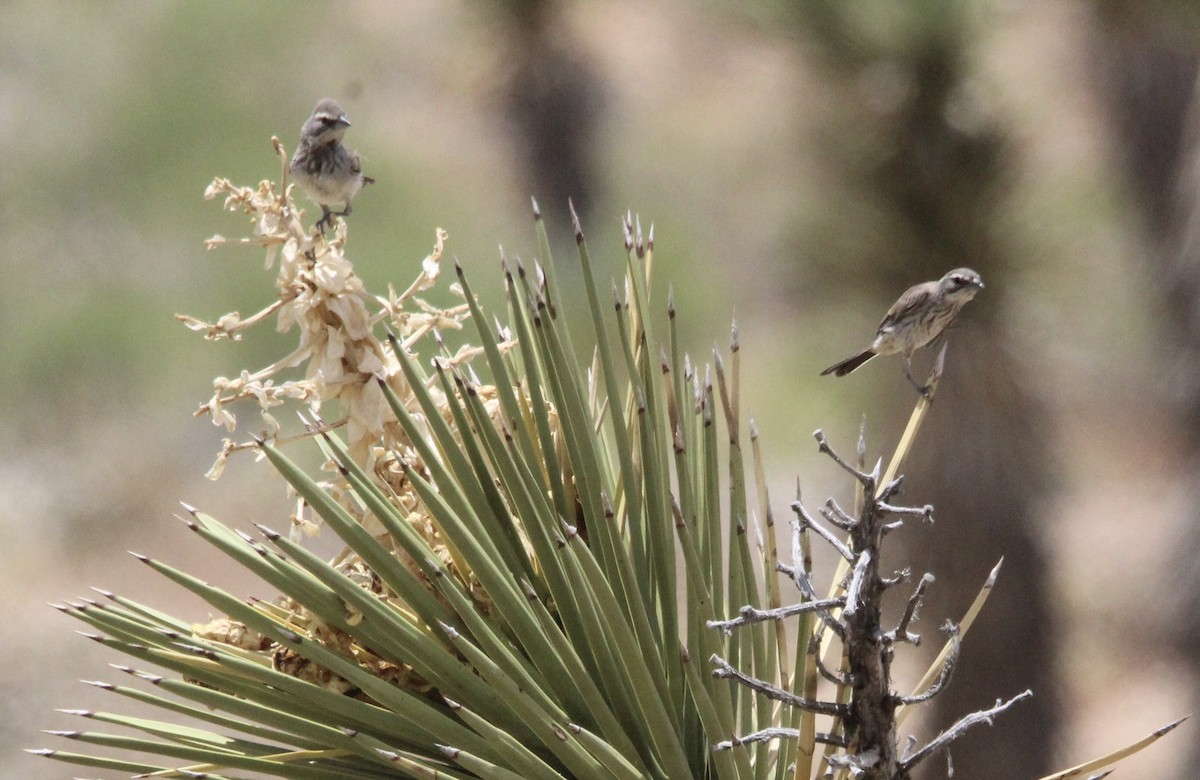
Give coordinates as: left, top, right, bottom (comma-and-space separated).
314, 207, 334, 235
903, 363, 933, 401
314, 205, 352, 236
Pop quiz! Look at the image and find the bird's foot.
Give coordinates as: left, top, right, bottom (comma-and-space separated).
314, 207, 334, 235
903, 364, 934, 401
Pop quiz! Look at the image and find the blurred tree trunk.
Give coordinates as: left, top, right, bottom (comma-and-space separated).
792, 6, 1059, 777
495, 0, 603, 232
1088, 1, 1200, 767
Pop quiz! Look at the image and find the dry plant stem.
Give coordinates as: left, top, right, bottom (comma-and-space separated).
895, 557, 1004, 728
893, 625, 958, 705
710, 655, 847, 717
843, 550, 872, 617
777, 560, 846, 641
831, 439, 903, 778
792, 500, 855, 561
876, 501, 934, 523
810, 634, 852, 687
714, 728, 849, 752
815, 430, 878, 487
887, 573, 934, 645
822, 498, 857, 530
877, 344, 947, 496
717, 433, 1029, 779
1034, 716, 1188, 780
707, 597, 847, 633
897, 690, 1033, 771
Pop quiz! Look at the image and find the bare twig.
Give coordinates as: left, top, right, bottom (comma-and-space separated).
713, 727, 849, 752
710, 655, 847, 717
877, 500, 934, 523
828, 747, 882, 773
822, 497, 857, 530
777, 562, 846, 639
876, 475, 906, 502
791, 505, 854, 562
886, 573, 935, 645
814, 429, 879, 488
898, 689, 1033, 771
843, 550, 871, 617
708, 597, 846, 633
809, 634, 852, 687
895, 622, 959, 704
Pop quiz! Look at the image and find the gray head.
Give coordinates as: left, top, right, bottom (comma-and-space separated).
938, 267, 984, 300
300, 99, 351, 147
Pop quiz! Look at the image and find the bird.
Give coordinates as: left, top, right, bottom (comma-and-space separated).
820, 267, 984, 397
289, 99, 374, 233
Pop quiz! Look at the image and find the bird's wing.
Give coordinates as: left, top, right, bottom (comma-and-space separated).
876, 283, 932, 336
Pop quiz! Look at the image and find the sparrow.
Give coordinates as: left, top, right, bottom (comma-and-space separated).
821, 267, 984, 397
289, 99, 374, 233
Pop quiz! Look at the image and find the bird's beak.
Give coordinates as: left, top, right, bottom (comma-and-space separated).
337, 115, 351, 129
976, 280, 985, 289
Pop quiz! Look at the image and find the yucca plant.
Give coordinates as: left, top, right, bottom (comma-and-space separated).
36, 139, 1182, 779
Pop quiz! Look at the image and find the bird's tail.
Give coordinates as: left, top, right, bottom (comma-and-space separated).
820, 350, 876, 377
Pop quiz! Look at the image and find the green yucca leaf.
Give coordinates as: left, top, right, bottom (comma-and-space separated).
179, 511, 348, 631
310, 430, 461, 634
44, 728, 358, 780
83, 672, 358, 750
559, 721, 649, 780
133, 554, 488, 761
437, 623, 612, 777
249, 524, 525, 737
439, 371, 671, 773
435, 744, 533, 780
254, 439, 458, 625
30, 748, 169, 776
501, 262, 575, 528
92, 588, 196, 634
445, 699, 570, 780
379, 344, 515, 584
47, 178, 815, 779
556, 528, 691, 776
376, 748, 472, 779
571, 212, 650, 602
680, 645, 751, 780
55, 713, 274, 757
614, 285, 679, 669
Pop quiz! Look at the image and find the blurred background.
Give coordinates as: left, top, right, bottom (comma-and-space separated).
4, 1, 1199, 777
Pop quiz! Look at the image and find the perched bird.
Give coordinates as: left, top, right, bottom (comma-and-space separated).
289, 99, 374, 233
820, 267, 984, 397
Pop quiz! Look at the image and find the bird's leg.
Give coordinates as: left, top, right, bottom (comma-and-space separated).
315, 205, 334, 234
903, 357, 933, 400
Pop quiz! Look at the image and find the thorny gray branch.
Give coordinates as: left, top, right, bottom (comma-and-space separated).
710, 655, 848, 718
898, 690, 1034, 771
709, 429, 1029, 779
887, 573, 935, 645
